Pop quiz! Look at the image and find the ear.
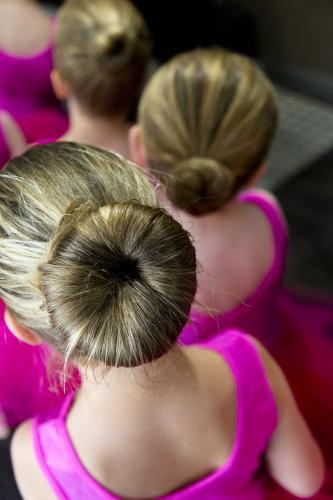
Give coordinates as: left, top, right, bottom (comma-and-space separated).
4, 309, 42, 346
51, 69, 70, 101
246, 162, 267, 187
129, 124, 148, 168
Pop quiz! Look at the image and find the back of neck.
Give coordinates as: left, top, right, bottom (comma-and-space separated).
62, 100, 131, 159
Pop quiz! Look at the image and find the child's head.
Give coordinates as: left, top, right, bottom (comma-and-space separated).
134, 48, 278, 215
54, 0, 151, 119
0, 142, 196, 368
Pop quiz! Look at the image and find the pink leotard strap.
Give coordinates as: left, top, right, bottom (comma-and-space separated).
201, 330, 277, 471
237, 188, 288, 277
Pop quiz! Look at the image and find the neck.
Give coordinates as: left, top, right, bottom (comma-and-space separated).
156, 185, 234, 222
63, 99, 131, 158
74, 345, 194, 413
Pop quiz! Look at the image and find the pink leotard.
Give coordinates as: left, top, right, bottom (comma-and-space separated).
0, 41, 58, 116
33, 330, 277, 500
0, 22, 68, 168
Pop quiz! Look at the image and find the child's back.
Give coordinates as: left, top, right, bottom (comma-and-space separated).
174, 189, 287, 346
13, 331, 322, 500
12, 333, 322, 500
174, 192, 276, 311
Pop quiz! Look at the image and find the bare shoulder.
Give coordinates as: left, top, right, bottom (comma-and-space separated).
11, 421, 55, 500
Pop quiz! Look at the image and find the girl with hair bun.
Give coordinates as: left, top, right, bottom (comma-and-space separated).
51, 0, 152, 156
131, 48, 333, 495
0, 142, 322, 499
131, 47, 280, 342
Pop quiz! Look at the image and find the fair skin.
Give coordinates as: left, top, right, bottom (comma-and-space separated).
130, 125, 281, 314
51, 70, 131, 158
0, 0, 52, 56
8, 311, 324, 499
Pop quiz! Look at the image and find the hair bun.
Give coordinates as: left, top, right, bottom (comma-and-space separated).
166, 157, 235, 215
39, 199, 196, 368
95, 27, 132, 64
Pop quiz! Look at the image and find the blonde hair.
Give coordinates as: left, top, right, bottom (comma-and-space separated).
0, 143, 196, 367
138, 48, 278, 215
55, 0, 151, 118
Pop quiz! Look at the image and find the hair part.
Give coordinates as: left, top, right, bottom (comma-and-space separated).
55, 0, 152, 118
0, 142, 196, 368
139, 48, 278, 215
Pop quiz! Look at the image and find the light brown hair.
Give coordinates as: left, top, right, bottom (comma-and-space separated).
138, 48, 278, 215
55, 0, 151, 118
0, 142, 196, 367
